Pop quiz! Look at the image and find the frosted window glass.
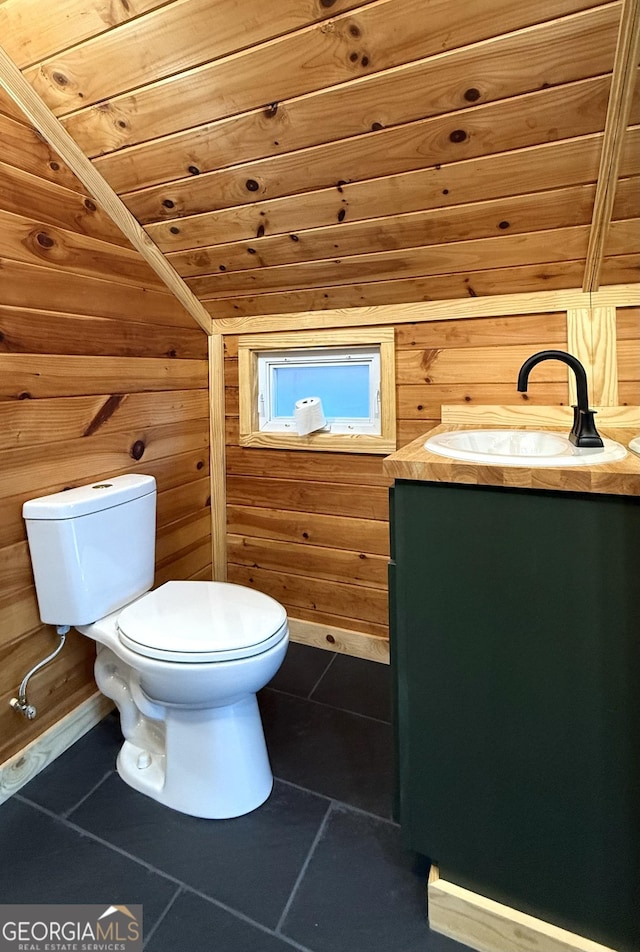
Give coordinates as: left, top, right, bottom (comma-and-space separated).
273, 364, 370, 418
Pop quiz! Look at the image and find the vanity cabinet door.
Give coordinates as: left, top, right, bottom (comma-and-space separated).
390, 479, 640, 952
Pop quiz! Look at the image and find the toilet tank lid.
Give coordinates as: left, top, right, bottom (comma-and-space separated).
23, 474, 156, 520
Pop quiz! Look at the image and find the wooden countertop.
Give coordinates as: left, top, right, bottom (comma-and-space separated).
383, 425, 640, 496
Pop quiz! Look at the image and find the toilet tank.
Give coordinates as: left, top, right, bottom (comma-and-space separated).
23, 474, 157, 626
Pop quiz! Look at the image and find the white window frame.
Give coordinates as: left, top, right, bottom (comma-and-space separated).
238, 328, 396, 454
257, 345, 381, 435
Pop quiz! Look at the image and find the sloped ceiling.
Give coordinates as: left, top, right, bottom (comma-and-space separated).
1, 0, 639, 329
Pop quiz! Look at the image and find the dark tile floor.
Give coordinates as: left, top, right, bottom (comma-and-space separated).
0, 643, 472, 952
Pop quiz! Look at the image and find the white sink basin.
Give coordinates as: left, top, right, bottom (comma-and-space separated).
629, 436, 640, 458
424, 429, 627, 467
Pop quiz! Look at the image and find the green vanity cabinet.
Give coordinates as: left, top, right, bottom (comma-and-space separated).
389, 479, 640, 952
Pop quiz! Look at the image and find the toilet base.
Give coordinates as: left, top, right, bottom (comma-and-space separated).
116, 693, 274, 819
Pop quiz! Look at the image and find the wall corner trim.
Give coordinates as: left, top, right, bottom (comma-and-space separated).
211, 285, 640, 335
582, 0, 640, 292
208, 334, 228, 580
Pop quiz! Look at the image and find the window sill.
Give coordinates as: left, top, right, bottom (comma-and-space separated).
239, 430, 396, 454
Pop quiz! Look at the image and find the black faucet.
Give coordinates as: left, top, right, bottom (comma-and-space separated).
517, 350, 604, 448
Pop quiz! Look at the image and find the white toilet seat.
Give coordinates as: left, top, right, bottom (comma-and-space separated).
117, 580, 288, 663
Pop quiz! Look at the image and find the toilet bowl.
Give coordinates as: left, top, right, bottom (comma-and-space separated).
80, 580, 288, 819
22, 475, 289, 819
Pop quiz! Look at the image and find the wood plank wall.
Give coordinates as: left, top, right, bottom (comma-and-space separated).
223, 313, 550, 644
600, 122, 640, 285
0, 90, 210, 765
617, 307, 640, 388
224, 333, 390, 645
1, 0, 637, 325
224, 303, 639, 652
0, 0, 637, 732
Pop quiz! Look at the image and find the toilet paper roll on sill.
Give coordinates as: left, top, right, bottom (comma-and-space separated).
294, 396, 327, 435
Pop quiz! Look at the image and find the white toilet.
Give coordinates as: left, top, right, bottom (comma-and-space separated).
22, 474, 289, 819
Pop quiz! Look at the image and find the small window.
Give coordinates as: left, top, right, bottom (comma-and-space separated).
258, 346, 381, 434
238, 328, 395, 453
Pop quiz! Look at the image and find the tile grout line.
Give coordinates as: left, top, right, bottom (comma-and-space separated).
142, 884, 183, 949
180, 884, 316, 952
11, 795, 316, 952
275, 776, 399, 828
14, 794, 192, 888
306, 651, 338, 700
265, 685, 391, 726
274, 799, 334, 937
20, 770, 397, 838
8, 675, 395, 950
60, 769, 115, 819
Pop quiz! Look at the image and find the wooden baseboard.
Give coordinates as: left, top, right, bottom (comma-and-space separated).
0, 692, 113, 805
428, 877, 619, 952
288, 617, 389, 663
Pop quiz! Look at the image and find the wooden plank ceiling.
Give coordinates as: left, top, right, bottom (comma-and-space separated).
1, 0, 638, 327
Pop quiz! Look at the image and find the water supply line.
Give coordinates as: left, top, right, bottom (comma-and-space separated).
9, 626, 69, 720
